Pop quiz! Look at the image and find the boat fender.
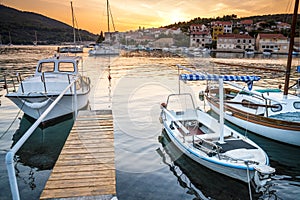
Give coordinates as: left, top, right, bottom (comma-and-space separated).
22, 99, 50, 109
199, 91, 205, 101
170, 121, 175, 130
225, 111, 233, 116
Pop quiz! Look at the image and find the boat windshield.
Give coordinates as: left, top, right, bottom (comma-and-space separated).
58, 62, 75, 72
166, 93, 196, 112
38, 62, 55, 73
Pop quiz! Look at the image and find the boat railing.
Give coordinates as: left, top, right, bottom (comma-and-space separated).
3, 73, 20, 94
5, 77, 79, 200
161, 107, 190, 135
4, 72, 81, 95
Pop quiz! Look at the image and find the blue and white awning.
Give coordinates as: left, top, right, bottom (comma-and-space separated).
180, 74, 261, 82
180, 74, 260, 90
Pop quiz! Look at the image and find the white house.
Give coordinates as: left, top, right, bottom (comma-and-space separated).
256, 33, 289, 53
217, 34, 255, 51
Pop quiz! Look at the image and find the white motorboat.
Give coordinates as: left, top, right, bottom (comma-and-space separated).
160, 74, 275, 192
88, 44, 119, 56
58, 46, 83, 54
5, 55, 90, 122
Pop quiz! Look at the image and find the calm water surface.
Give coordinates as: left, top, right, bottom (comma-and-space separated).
0, 46, 300, 200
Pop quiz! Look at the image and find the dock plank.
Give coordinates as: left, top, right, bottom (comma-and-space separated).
40, 110, 116, 199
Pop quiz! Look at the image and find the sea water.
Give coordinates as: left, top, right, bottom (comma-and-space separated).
0, 46, 300, 200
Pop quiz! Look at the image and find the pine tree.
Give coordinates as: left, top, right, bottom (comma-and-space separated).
96, 31, 105, 43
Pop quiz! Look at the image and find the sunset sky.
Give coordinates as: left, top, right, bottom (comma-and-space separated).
1, 0, 296, 34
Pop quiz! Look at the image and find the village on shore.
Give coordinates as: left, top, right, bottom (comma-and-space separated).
102, 18, 300, 56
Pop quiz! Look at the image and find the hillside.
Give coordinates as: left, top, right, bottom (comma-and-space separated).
0, 5, 98, 45
164, 14, 300, 37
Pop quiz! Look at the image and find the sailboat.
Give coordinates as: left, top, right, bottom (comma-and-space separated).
33, 31, 38, 46
58, 1, 83, 53
205, 0, 300, 146
88, 0, 120, 56
160, 70, 275, 193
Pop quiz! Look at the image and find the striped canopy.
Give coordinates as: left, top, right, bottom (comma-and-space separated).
180, 74, 261, 82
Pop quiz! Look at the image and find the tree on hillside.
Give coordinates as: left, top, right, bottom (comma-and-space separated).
96, 31, 105, 43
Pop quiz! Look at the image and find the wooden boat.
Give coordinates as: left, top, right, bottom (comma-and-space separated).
160, 75, 275, 192
206, 0, 300, 146
206, 87, 300, 146
5, 55, 90, 122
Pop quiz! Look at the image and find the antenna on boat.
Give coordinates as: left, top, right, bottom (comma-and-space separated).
283, 0, 299, 99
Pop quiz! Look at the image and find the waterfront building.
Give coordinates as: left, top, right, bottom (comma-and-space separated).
190, 30, 212, 48
211, 21, 233, 41
256, 33, 289, 53
217, 34, 254, 51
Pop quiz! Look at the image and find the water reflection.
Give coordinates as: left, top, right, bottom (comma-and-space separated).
12, 114, 74, 170
158, 130, 278, 200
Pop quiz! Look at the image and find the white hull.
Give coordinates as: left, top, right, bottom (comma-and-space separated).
88, 48, 119, 56
209, 102, 300, 146
163, 121, 256, 183
5, 55, 90, 122
160, 93, 274, 189
7, 93, 89, 122
58, 46, 83, 53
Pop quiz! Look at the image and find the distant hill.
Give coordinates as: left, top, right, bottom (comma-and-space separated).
0, 5, 98, 45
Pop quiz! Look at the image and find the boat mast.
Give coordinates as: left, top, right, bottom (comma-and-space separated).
71, 1, 76, 45
284, 0, 299, 98
107, 0, 110, 33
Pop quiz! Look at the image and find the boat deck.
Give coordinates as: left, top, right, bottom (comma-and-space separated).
40, 110, 116, 200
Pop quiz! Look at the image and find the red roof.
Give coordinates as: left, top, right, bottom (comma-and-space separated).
218, 34, 253, 39
191, 31, 210, 35
190, 24, 203, 27
212, 21, 232, 25
258, 33, 287, 39
240, 20, 253, 25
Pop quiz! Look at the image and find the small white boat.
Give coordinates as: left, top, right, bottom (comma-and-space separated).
244, 48, 255, 55
262, 49, 272, 56
88, 45, 119, 56
58, 1, 83, 54
58, 46, 83, 53
5, 55, 90, 122
89, 0, 119, 56
160, 74, 275, 192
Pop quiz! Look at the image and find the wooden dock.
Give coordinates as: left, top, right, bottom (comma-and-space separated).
40, 110, 116, 200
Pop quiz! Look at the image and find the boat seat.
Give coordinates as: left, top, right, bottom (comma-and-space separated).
224, 149, 255, 160
170, 109, 198, 121
196, 130, 232, 141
